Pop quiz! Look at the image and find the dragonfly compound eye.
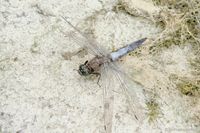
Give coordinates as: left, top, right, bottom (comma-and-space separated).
78, 64, 90, 76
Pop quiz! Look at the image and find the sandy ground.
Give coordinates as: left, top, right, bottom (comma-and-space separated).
0, 0, 199, 133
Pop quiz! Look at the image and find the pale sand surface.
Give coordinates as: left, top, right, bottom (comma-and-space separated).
0, 0, 199, 133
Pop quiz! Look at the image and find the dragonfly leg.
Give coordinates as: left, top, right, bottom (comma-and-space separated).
92, 72, 101, 87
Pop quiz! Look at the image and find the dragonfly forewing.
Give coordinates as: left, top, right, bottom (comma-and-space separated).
60, 16, 109, 57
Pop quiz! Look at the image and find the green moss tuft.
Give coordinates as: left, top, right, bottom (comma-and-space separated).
146, 99, 160, 123
112, 0, 136, 16
177, 81, 200, 96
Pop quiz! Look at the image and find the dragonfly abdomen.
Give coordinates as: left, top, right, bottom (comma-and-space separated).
109, 38, 147, 61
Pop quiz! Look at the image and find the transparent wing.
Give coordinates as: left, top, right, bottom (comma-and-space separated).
60, 16, 109, 56
109, 62, 147, 123
101, 63, 114, 133
100, 62, 147, 132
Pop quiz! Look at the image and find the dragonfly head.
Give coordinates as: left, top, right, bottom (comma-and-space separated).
78, 61, 90, 76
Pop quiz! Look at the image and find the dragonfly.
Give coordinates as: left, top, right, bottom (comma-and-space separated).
60, 16, 148, 133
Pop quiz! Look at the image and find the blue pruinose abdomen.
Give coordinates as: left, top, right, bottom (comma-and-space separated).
109, 38, 147, 61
